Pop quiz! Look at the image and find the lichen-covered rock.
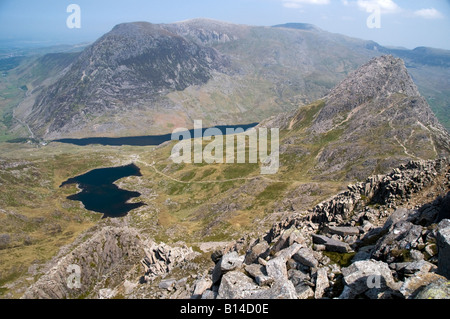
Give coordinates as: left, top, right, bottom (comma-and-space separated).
340, 260, 400, 299
400, 272, 448, 299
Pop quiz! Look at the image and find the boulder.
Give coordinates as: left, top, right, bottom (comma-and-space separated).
191, 278, 213, 299
212, 251, 244, 283
371, 221, 423, 263
244, 241, 270, 265
270, 227, 297, 255
382, 208, 413, 230
403, 260, 436, 276
244, 264, 273, 287
400, 272, 449, 299
340, 260, 400, 299
274, 243, 302, 261
312, 234, 352, 253
251, 280, 297, 299
266, 256, 288, 281
217, 271, 262, 299
325, 226, 360, 237
293, 247, 319, 268
314, 268, 330, 299
437, 222, 450, 279
159, 278, 177, 290
415, 277, 450, 299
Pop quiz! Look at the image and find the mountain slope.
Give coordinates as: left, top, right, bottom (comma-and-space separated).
274, 55, 450, 181
2, 54, 449, 299
9, 19, 450, 139
26, 22, 229, 138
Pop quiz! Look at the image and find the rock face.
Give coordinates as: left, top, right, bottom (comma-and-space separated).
28, 21, 229, 138
340, 260, 400, 299
141, 241, 198, 282
22, 225, 145, 299
21, 221, 198, 299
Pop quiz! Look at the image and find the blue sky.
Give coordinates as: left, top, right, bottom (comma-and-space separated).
0, 0, 449, 50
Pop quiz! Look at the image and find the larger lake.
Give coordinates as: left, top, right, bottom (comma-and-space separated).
60, 163, 145, 218
54, 123, 259, 146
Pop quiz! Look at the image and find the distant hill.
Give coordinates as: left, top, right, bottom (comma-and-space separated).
5, 19, 450, 139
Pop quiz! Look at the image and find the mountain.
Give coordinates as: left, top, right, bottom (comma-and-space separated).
2, 53, 450, 299
24, 22, 229, 138
7, 19, 450, 139
269, 55, 450, 181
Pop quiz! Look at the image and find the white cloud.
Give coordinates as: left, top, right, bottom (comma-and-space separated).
356, 0, 401, 14
282, 0, 330, 9
414, 8, 444, 19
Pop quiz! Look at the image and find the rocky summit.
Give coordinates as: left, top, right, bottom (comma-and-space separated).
270, 55, 450, 181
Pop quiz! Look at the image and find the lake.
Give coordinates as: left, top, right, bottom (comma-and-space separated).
60, 163, 145, 218
53, 123, 259, 146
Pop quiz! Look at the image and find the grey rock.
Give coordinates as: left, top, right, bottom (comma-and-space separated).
325, 226, 360, 237
217, 271, 262, 299
266, 256, 288, 281
255, 275, 274, 287
159, 278, 177, 290
340, 260, 400, 299
409, 250, 424, 261
414, 277, 450, 299
270, 227, 297, 255
371, 220, 423, 263
293, 247, 319, 268
383, 208, 412, 230
312, 234, 352, 253
274, 243, 302, 261
400, 272, 449, 299
221, 251, 244, 272
201, 289, 218, 299
244, 264, 273, 287
192, 278, 213, 299
352, 245, 374, 262
288, 268, 311, 287
22, 225, 147, 299
314, 268, 330, 299
295, 284, 315, 299
244, 241, 269, 265
437, 222, 450, 279
313, 244, 326, 251
403, 260, 436, 276
0, 234, 10, 250
251, 280, 297, 299
212, 251, 244, 284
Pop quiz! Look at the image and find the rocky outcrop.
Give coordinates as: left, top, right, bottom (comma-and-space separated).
22, 224, 146, 299
199, 158, 450, 299
21, 220, 198, 299
141, 242, 198, 282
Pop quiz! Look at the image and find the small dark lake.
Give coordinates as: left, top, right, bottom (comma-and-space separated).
60, 163, 145, 218
53, 123, 259, 146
